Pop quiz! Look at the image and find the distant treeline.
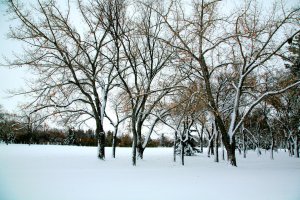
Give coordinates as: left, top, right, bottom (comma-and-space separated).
0, 115, 173, 147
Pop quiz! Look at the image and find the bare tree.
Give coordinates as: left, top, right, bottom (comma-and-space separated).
105, 0, 181, 165
148, 0, 300, 166
5, 0, 121, 159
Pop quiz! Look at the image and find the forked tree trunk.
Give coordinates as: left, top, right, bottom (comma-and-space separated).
207, 135, 214, 157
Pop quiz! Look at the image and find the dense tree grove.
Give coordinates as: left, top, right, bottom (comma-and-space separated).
2, 0, 300, 166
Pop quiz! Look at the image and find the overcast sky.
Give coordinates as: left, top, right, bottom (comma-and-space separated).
0, 0, 299, 113
0, 3, 25, 112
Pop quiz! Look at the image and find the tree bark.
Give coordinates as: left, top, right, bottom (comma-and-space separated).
295, 135, 299, 158
256, 138, 261, 156
222, 141, 225, 161
137, 143, 145, 160
136, 121, 144, 159
173, 131, 177, 162
226, 136, 237, 166
214, 130, 219, 162
270, 132, 274, 160
243, 131, 246, 158
210, 139, 214, 155
181, 140, 184, 166
200, 128, 204, 153
112, 126, 118, 158
96, 121, 105, 160
132, 133, 137, 166
288, 140, 294, 156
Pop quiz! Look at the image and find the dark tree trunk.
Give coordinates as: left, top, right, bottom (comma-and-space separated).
27, 116, 32, 145
197, 126, 204, 153
270, 132, 274, 160
173, 131, 177, 162
112, 128, 118, 158
112, 137, 116, 158
226, 136, 237, 166
207, 143, 211, 158
136, 122, 144, 159
288, 140, 294, 156
98, 132, 105, 160
214, 130, 219, 162
210, 139, 214, 155
137, 143, 145, 159
96, 121, 105, 160
181, 140, 184, 166
131, 115, 138, 166
243, 132, 246, 158
222, 142, 225, 161
132, 133, 137, 166
295, 135, 299, 158
200, 130, 203, 153
256, 139, 262, 156
207, 135, 214, 157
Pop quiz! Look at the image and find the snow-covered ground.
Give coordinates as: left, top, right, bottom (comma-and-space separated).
0, 144, 299, 200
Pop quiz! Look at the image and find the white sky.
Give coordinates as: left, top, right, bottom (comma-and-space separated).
0, 0, 299, 113
0, 2, 33, 113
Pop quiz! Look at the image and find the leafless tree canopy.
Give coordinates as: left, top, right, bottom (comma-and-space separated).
4, 0, 300, 166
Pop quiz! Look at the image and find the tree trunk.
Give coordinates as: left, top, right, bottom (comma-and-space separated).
222, 143, 225, 161
270, 132, 274, 160
207, 144, 211, 158
226, 136, 237, 166
210, 139, 214, 155
256, 140, 261, 156
132, 133, 137, 166
181, 140, 184, 166
96, 121, 105, 160
98, 132, 105, 160
207, 134, 214, 157
200, 130, 203, 153
112, 127, 118, 158
136, 122, 144, 159
137, 143, 145, 159
243, 132, 246, 158
27, 116, 32, 146
198, 126, 204, 153
214, 130, 219, 162
288, 140, 294, 156
173, 131, 177, 162
295, 135, 299, 158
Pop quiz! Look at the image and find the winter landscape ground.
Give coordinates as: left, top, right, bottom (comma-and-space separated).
0, 144, 299, 200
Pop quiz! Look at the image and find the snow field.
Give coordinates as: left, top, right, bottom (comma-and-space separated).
0, 144, 300, 200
